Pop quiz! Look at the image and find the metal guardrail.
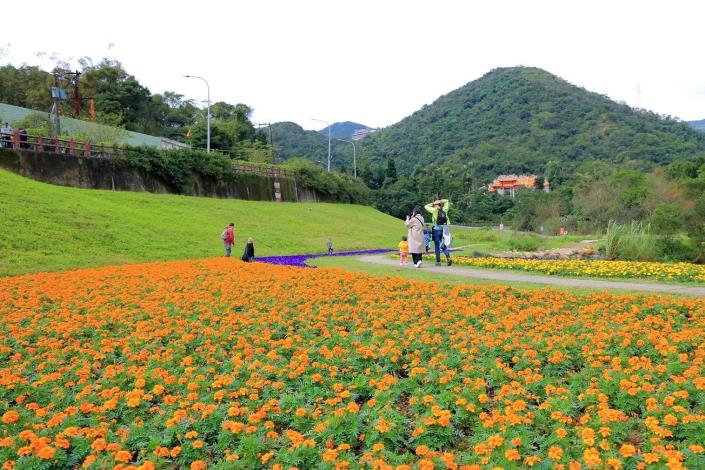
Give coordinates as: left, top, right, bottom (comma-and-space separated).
0, 131, 293, 179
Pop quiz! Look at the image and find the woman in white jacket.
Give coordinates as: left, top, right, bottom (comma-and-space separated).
405, 207, 425, 268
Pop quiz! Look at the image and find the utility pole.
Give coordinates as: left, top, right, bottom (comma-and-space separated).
256, 122, 276, 164
268, 122, 275, 164
70, 71, 82, 118
51, 72, 62, 136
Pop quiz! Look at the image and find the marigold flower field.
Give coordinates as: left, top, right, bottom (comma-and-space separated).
1, 259, 704, 469
449, 257, 705, 284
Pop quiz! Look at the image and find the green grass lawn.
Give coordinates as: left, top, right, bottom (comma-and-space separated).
0, 169, 404, 276
448, 226, 591, 253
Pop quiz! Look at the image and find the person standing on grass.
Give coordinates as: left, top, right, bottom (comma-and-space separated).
221, 223, 235, 257
241, 237, 255, 262
405, 207, 425, 268
425, 198, 452, 266
398, 235, 409, 266
327, 238, 334, 255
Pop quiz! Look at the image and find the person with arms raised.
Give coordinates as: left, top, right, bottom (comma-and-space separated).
425, 198, 452, 266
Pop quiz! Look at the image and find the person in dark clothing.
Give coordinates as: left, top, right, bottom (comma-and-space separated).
241, 238, 255, 262
18, 128, 28, 149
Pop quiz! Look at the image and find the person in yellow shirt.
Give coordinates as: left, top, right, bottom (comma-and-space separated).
424, 198, 452, 266
398, 235, 409, 266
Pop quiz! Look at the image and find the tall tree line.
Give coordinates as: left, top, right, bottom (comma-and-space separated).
0, 60, 268, 156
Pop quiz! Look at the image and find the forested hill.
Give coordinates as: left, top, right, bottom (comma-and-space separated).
690, 119, 705, 132
359, 67, 705, 177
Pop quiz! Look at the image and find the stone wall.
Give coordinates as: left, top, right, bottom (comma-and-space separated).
0, 149, 319, 202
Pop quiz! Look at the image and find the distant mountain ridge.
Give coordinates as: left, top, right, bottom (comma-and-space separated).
318, 121, 369, 139
269, 122, 353, 169
689, 119, 705, 132
357, 67, 705, 178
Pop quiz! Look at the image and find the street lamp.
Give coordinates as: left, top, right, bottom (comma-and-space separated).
311, 118, 331, 172
183, 75, 211, 153
335, 138, 357, 178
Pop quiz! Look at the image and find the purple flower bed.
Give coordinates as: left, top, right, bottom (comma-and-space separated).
255, 249, 393, 268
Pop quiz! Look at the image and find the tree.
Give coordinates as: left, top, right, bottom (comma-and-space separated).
79, 59, 151, 131
650, 203, 683, 236
385, 158, 398, 183
360, 163, 378, 189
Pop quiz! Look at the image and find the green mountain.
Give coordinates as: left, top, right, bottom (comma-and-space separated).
358, 67, 705, 178
689, 119, 705, 132
318, 121, 368, 139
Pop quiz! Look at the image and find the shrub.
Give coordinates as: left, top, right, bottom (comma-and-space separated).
506, 234, 542, 252
604, 220, 659, 261
283, 158, 370, 204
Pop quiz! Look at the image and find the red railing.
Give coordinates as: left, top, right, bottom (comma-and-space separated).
1, 130, 119, 158
0, 131, 293, 179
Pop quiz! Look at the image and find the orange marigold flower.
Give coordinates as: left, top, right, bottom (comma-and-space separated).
322, 448, 338, 462
36, 446, 56, 460
375, 418, 392, 433
487, 435, 504, 448
583, 447, 601, 467
114, 450, 132, 463
416, 445, 430, 456
548, 446, 563, 460
2, 410, 19, 424
190, 460, 206, 470
418, 459, 435, 470
663, 414, 677, 426
505, 448, 521, 461
55, 438, 70, 449
91, 438, 107, 452
619, 444, 636, 457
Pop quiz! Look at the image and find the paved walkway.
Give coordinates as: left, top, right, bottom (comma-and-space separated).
357, 255, 705, 296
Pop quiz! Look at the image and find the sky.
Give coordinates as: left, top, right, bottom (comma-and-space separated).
2, 0, 705, 130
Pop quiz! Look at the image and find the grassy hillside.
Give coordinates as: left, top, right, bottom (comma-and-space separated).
0, 169, 402, 276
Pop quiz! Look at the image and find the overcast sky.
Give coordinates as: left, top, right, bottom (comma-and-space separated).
2, 0, 704, 129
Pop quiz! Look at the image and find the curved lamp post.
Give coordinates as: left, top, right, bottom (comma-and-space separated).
335, 138, 356, 178
311, 118, 331, 172
183, 75, 211, 153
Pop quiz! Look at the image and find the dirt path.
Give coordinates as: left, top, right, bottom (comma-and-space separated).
357, 255, 705, 297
